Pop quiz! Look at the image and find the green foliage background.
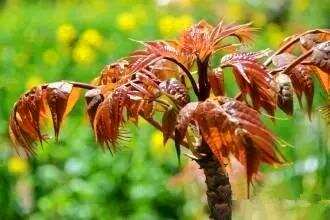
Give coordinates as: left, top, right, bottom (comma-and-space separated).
0, 0, 329, 219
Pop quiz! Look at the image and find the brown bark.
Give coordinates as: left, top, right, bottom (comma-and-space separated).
196, 141, 232, 220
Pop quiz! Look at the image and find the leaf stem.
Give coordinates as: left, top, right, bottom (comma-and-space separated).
264, 29, 328, 66
164, 57, 200, 98
68, 81, 97, 90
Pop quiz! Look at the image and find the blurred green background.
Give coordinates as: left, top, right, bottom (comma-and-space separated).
0, 0, 329, 219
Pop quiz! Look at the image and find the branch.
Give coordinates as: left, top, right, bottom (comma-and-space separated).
283, 49, 313, 74
68, 81, 97, 90
268, 67, 286, 75
264, 29, 328, 66
197, 57, 211, 101
163, 57, 200, 97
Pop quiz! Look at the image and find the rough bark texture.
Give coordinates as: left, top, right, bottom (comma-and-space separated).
196, 141, 232, 220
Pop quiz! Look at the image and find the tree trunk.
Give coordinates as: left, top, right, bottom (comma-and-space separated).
196, 140, 232, 220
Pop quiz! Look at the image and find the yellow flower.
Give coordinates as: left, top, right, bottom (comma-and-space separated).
42, 49, 59, 66
158, 15, 176, 36
81, 29, 104, 48
150, 131, 171, 159
57, 24, 77, 45
8, 156, 29, 175
72, 43, 95, 65
116, 12, 137, 32
26, 75, 43, 90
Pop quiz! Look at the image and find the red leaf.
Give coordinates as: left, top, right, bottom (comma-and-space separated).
177, 97, 283, 191
9, 82, 80, 155
175, 102, 199, 146
159, 78, 190, 107
300, 33, 330, 51
97, 60, 129, 85
273, 73, 294, 115
273, 53, 315, 118
208, 67, 225, 96
45, 82, 73, 140
85, 88, 104, 127
221, 51, 276, 116
162, 107, 177, 145
310, 41, 330, 73
93, 87, 128, 149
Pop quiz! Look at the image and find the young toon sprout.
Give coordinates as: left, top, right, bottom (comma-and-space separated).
8, 20, 329, 219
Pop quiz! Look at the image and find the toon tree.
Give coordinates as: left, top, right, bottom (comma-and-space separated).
8, 21, 329, 219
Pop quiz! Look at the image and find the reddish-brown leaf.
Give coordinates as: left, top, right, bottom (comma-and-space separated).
210, 22, 255, 46
312, 67, 329, 93
179, 20, 213, 61
273, 53, 315, 118
151, 59, 180, 80
97, 60, 129, 85
130, 41, 192, 75
9, 82, 80, 155
175, 102, 199, 147
221, 51, 276, 116
85, 88, 104, 127
310, 41, 330, 72
14, 87, 44, 141
159, 78, 190, 107
208, 67, 225, 96
162, 107, 178, 145
93, 87, 129, 149
309, 42, 330, 93
45, 82, 73, 140
300, 33, 330, 51
179, 20, 254, 61
92, 71, 162, 150
236, 132, 260, 197
273, 73, 294, 115
179, 97, 283, 191
9, 87, 44, 155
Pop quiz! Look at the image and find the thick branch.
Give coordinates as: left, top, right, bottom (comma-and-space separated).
196, 141, 232, 220
197, 57, 211, 101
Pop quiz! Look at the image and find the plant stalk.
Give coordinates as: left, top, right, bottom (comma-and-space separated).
197, 58, 211, 101
196, 141, 232, 220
